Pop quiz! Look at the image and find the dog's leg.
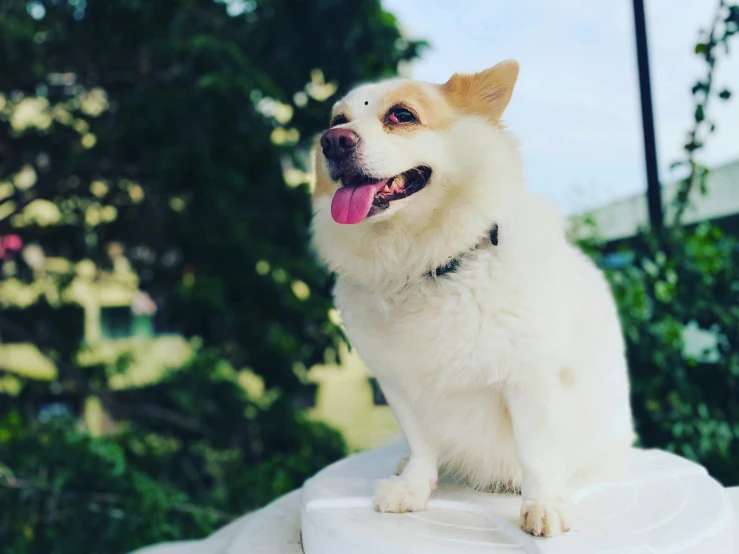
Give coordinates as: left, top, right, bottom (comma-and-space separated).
395, 455, 409, 475
374, 385, 438, 513
506, 384, 570, 537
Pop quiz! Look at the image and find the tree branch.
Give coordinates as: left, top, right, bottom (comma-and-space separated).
672, 0, 738, 225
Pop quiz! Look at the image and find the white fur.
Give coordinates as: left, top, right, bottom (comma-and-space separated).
311, 78, 635, 537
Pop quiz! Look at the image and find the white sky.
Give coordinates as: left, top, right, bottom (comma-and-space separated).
381, 0, 739, 214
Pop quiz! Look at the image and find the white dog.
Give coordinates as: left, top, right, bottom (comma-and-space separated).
310, 60, 635, 537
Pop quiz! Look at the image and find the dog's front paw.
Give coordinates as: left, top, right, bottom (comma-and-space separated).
520, 500, 570, 537
374, 477, 430, 513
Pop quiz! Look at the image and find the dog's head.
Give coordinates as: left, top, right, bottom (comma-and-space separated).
313, 60, 520, 227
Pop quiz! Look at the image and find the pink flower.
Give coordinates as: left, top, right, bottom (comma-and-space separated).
0, 234, 23, 259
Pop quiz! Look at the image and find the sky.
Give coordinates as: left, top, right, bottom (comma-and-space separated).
381, 0, 739, 214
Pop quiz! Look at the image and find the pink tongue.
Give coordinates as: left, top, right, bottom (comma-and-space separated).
331, 182, 386, 224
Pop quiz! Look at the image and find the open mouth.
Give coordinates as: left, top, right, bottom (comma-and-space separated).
330, 166, 432, 225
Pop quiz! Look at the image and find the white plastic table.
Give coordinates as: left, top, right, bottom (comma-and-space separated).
132, 444, 739, 554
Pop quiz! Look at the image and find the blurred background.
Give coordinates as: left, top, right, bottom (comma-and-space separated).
0, 0, 737, 552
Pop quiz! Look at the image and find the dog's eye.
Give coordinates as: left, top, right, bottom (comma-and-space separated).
330, 114, 349, 127
387, 107, 417, 125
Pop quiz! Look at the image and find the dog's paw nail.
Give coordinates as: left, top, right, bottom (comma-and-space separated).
520, 500, 570, 537
374, 477, 429, 513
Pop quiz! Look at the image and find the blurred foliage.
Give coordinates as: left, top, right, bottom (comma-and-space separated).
0, 0, 422, 551
580, 224, 739, 485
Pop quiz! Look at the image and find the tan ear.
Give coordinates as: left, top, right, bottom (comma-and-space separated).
441, 60, 519, 122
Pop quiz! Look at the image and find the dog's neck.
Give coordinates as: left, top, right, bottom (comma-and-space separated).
312, 182, 528, 293
427, 223, 499, 279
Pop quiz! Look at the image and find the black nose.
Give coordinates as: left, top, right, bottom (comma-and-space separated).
320, 128, 359, 162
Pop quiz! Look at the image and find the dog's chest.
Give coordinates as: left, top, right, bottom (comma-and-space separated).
335, 267, 521, 389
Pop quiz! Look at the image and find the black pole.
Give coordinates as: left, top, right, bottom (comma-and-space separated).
632, 0, 664, 231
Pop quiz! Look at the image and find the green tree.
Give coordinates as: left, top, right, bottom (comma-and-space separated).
593, 226, 739, 484
0, 1, 423, 552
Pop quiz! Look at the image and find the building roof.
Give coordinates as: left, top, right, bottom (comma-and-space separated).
575, 159, 739, 241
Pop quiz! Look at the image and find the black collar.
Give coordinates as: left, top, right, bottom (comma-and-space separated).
426, 223, 498, 278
